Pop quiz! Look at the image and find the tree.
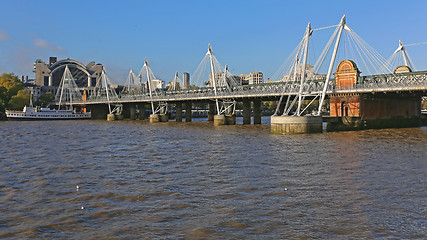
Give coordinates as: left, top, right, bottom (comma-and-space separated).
35, 92, 55, 107
262, 101, 277, 111
0, 73, 24, 110
0, 86, 6, 113
8, 89, 30, 110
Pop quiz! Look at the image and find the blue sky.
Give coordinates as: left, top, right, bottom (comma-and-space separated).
1, 0, 427, 84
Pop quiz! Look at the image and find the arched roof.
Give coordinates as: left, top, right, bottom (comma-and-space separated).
336, 59, 359, 72
394, 65, 412, 74
50, 59, 91, 76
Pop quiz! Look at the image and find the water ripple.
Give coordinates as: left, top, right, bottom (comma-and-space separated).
0, 120, 425, 239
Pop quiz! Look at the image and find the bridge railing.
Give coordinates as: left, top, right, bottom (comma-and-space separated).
70, 72, 427, 104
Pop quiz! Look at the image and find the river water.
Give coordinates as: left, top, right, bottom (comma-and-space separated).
0, 118, 426, 239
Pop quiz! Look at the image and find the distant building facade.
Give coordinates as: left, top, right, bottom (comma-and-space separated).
205, 71, 264, 87
182, 72, 190, 89
145, 79, 165, 91
238, 72, 264, 85
239, 74, 248, 85
246, 72, 263, 85
279, 64, 326, 82
34, 57, 103, 88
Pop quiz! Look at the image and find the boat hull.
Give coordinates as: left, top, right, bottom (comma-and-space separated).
6, 109, 91, 121
7, 116, 91, 121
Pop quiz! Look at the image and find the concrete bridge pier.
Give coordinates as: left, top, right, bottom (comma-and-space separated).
214, 114, 226, 126
159, 114, 169, 122
115, 114, 124, 120
149, 114, 159, 123
185, 102, 192, 122
225, 114, 236, 125
107, 114, 116, 121
242, 100, 251, 124
175, 102, 183, 122
213, 114, 236, 126
253, 99, 261, 124
208, 103, 215, 121
271, 115, 323, 134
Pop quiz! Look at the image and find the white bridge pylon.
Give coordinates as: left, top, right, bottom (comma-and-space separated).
55, 65, 82, 110
192, 44, 239, 115
121, 69, 138, 95
387, 40, 427, 71
169, 72, 183, 91
274, 14, 395, 117
93, 69, 122, 114
138, 58, 167, 115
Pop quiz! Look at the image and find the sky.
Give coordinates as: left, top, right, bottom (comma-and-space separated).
1, 0, 427, 85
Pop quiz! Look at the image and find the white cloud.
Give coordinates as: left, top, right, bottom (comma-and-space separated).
34, 38, 66, 53
0, 29, 10, 41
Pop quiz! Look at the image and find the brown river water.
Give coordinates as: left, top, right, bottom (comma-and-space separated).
0, 118, 426, 239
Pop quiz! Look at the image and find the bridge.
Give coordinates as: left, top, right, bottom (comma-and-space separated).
80, 71, 426, 104
55, 15, 427, 133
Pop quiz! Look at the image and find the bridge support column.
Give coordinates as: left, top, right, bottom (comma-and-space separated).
121, 104, 130, 118
214, 114, 236, 125
214, 114, 226, 126
107, 114, 115, 121
150, 114, 159, 123
175, 102, 183, 122
208, 103, 215, 121
138, 104, 146, 120
225, 114, 236, 125
115, 114, 124, 120
242, 100, 251, 124
271, 116, 322, 134
159, 114, 169, 122
185, 102, 192, 122
129, 104, 136, 120
253, 99, 261, 125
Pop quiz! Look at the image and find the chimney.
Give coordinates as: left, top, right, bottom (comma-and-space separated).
49, 57, 57, 66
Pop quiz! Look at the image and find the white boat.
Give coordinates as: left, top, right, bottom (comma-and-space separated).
6, 65, 91, 121
6, 106, 91, 120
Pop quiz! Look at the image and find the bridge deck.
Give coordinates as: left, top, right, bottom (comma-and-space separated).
63, 71, 427, 105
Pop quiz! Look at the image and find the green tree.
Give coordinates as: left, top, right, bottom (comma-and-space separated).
35, 92, 55, 107
0, 86, 6, 113
8, 89, 30, 110
262, 101, 277, 111
0, 73, 24, 109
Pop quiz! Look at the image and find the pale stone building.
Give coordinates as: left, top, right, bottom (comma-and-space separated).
34, 57, 103, 88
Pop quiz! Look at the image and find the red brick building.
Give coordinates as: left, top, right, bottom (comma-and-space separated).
327, 60, 422, 130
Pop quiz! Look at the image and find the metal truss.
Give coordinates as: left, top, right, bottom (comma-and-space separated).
153, 101, 168, 115
79, 72, 425, 104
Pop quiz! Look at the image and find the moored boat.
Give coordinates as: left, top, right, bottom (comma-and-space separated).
6, 65, 91, 121
6, 106, 91, 120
